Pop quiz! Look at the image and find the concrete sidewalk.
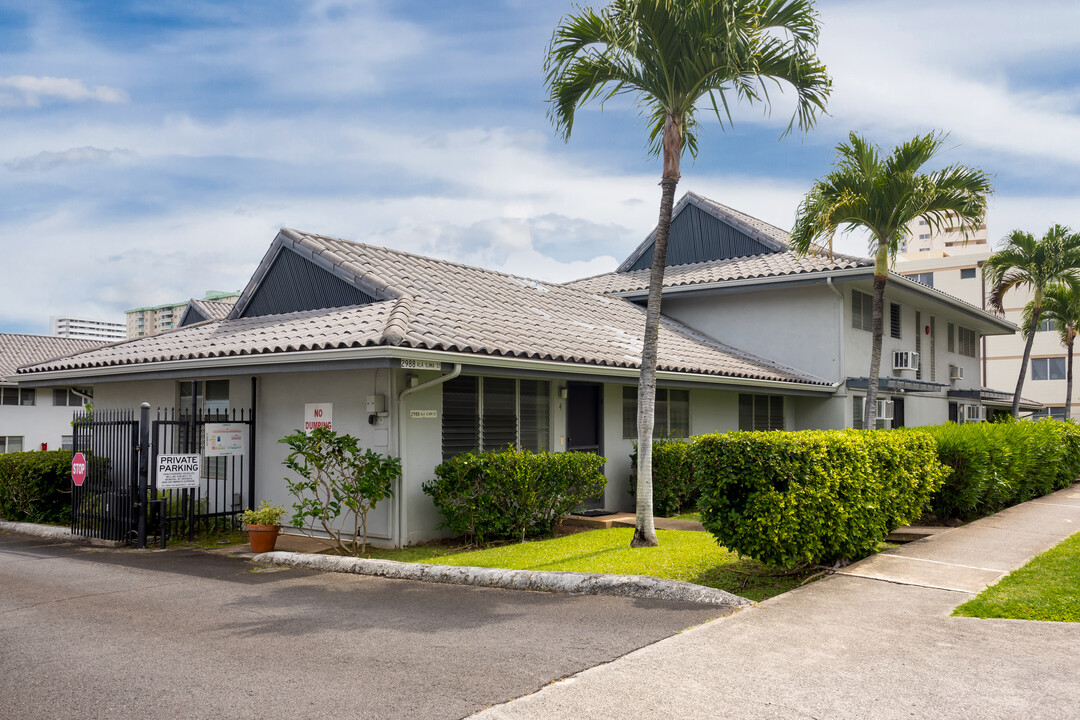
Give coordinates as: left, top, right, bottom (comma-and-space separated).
475, 484, 1080, 719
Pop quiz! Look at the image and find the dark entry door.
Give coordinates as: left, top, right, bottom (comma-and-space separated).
892, 397, 905, 428
566, 382, 604, 510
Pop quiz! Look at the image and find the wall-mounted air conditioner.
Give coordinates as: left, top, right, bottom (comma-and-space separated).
877, 399, 894, 421
949, 364, 964, 381
893, 350, 919, 371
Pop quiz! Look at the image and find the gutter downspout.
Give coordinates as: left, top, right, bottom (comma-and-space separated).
395, 363, 461, 548
826, 277, 845, 387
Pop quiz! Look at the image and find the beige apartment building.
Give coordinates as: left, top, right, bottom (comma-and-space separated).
895, 214, 1064, 418
126, 290, 240, 339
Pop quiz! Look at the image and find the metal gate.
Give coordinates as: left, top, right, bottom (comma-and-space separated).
71, 404, 254, 548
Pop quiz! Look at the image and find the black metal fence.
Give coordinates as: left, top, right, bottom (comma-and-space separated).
70, 404, 254, 548
71, 408, 140, 543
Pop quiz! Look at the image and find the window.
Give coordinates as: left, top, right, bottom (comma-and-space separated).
622, 387, 690, 439
738, 394, 784, 431
177, 379, 230, 418
958, 327, 977, 358
1032, 407, 1068, 421
915, 311, 922, 380
53, 389, 85, 407
851, 290, 873, 331
919, 233, 930, 240
1037, 318, 1058, 332
947, 322, 955, 353
442, 376, 551, 460
890, 303, 902, 339
960, 267, 977, 280
0, 436, 23, 453
918, 220, 927, 226
852, 396, 887, 430
1, 388, 34, 406
907, 272, 934, 288
61, 435, 73, 451
1031, 357, 1066, 381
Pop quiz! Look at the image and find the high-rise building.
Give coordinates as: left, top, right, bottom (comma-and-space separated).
50, 316, 126, 341
126, 290, 240, 339
895, 214, 1064, 418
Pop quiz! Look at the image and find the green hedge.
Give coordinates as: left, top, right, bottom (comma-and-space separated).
694, 430, 947, 567
0, 450, 74, 523
923, 419, 1080, 520
424, 448, 607, 544
629, 438, 697, 517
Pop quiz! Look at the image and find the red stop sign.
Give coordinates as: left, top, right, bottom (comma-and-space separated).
71, 452, 87, 487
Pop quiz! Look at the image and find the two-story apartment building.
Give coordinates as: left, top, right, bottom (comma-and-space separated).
13, 193, 1024, 544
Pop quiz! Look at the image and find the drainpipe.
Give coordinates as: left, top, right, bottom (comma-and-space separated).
826, 277, 845, 386
395, 363, 461, 548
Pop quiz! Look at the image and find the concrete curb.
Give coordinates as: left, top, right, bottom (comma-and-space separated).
0, 520, 78, 541
252, 551, 754, 608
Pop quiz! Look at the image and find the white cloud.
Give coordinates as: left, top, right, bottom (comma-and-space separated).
6, 146, 136, 172
0, 75, 128, 107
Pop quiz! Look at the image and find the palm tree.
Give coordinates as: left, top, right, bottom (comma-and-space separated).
545, 0, 831, 547
1022, 282, 1080, 420
986, 226, 1080, 417
790, 132, 991, 428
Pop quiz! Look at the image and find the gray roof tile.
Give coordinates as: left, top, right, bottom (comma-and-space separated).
1, 334, 109, 383
20, 231, 829, 387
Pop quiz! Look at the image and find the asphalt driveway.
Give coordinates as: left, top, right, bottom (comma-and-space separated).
0, 533, 721, 720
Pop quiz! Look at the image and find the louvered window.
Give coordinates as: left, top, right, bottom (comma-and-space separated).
622, 387, 690, 438
852, 291, 873, 331
738, 394, 784, 431
958, 327, 977, 358
441, 376, 550, 460
890, 303, 902, 339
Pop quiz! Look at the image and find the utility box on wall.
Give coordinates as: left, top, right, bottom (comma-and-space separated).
366, 394, 386, 413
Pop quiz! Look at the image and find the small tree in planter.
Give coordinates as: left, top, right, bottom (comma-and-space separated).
280, 427, 400, 555
242, 500, 286, 553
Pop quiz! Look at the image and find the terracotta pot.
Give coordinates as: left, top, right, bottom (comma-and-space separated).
247, 524, 280, 553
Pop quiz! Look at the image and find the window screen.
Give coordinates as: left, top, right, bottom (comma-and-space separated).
738, 394, 784, 431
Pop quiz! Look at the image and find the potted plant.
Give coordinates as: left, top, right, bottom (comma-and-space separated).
242, 500, 286, 553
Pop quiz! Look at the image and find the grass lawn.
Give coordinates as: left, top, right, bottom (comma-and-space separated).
953, 531, 1080, 623
421, 528, 815, 602
669, 512, 701, 523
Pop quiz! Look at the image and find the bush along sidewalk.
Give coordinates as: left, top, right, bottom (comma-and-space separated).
424, 448, 606, 544
0, 450, 74, 524
694, 429, 947, 568
923, 418, 1080, 520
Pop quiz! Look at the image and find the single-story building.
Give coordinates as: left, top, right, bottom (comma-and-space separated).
13, 193, 1031, 545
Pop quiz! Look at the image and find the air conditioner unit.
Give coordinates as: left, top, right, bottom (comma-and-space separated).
877, 399, 894, 421
963, 405, 984, 423
949, 364, 964, 381
893, 350, 919, 371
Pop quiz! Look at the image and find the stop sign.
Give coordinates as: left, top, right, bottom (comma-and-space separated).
71, 452, 87, 487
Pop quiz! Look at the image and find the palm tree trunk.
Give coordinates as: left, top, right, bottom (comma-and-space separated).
632, 114, 681, 549
864, 252, 889, 428
1066, 333, 1074, 421
1013, 309, 1040, 417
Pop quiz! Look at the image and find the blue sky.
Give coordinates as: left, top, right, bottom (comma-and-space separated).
1, 0, 1078, 334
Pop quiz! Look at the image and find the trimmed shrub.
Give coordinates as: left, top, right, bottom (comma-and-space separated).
629, 438, 697, 517
424, 448, 607, 544
923, 419, 1080, 520
0, 450, 74, 523
694, 430, 947, 567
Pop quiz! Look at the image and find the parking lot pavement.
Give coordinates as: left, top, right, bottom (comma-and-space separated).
0, 533, 722, 720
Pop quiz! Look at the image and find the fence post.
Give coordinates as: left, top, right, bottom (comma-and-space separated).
136, 402, 150, 549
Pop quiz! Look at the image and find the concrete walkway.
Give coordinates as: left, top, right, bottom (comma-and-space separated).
475, 484, 1080, 719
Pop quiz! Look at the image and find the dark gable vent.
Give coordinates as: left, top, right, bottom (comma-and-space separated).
178, 304, 206, 328
626, 203, 779, 271
241, 247, 378, 318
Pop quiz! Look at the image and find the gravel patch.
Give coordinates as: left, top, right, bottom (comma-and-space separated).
253, 551, 753, 607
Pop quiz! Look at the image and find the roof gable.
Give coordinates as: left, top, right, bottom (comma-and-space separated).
238, 246, 380, 319
617, 192, 789, 272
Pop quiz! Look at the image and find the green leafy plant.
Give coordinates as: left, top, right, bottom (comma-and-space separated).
0, 450, 75, 523
694, 429, 947, 567
241, 500, 286, 527
629, 438, 697, 518
280, 427, 399, 555
424, 448, 607, 544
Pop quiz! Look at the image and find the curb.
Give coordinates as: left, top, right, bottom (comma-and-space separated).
252, 551, 754, 608
0, 520, 124, 547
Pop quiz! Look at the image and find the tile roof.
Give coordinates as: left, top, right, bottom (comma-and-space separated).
0, 334, 109, 383
571, 249, 870, 294
19, 230, 830, 387
187, 297, 236, 321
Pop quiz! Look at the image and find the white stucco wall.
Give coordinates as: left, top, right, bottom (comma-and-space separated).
0, 387, 86, 452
